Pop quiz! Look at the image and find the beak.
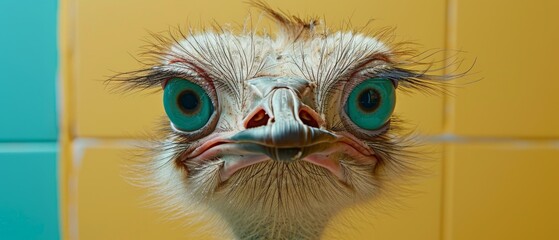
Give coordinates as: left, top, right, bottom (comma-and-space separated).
229, 77, 336, 162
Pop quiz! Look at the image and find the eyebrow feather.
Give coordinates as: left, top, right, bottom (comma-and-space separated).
107, 64, 201, 93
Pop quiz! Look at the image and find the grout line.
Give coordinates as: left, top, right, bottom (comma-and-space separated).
421, 134, 559, 144
60, 0, 77, 238
441, 143, 454, 240
0, 139, 60, 143
442, 3, 458, 136
0, 142, 59, 152
442, 0, 459, 238
69, 135, 559, 144
72, 138, 149, 149
70, 135, 154, 140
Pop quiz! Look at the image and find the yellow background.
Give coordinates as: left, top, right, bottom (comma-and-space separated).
59, 0, 559, 239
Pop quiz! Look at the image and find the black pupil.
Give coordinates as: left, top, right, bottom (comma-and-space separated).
358, 88, 381, 112
178, 90, 200, 113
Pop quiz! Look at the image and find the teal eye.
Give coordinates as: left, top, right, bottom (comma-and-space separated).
163, 78, 214, 132
345, 78, 395, 130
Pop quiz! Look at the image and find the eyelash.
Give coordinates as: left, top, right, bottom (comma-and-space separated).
153, 64, 219, 98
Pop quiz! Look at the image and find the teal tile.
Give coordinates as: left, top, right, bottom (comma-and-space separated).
0, 143, 60, 240
0, 0, 58, 141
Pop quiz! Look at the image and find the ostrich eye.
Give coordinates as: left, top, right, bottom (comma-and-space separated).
345, 78, 395, 130
163, 78, 214, 131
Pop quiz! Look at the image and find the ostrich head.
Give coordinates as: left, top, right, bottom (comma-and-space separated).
112, 2, 455, 239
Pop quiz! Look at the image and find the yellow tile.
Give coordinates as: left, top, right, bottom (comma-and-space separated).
74, 0, 445, 138
325, 144, 443, 240
452, 0, 559, 137
396, 93, 444, 135
74, 143, 216, 240
447, 143, 559, 240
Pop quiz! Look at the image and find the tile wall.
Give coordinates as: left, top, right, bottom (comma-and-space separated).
2, 0, 557, 239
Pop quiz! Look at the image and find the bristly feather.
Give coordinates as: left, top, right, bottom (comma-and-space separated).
250, 0, 321, 45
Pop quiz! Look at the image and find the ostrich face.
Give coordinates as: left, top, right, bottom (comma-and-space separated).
164, 31, 392, 184
114, 4, 450, 239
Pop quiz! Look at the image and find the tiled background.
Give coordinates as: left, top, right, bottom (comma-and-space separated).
1, 0, 558, 239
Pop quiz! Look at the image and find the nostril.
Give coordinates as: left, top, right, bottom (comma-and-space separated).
299, 110, 320, 128
245, 109, 270, 129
